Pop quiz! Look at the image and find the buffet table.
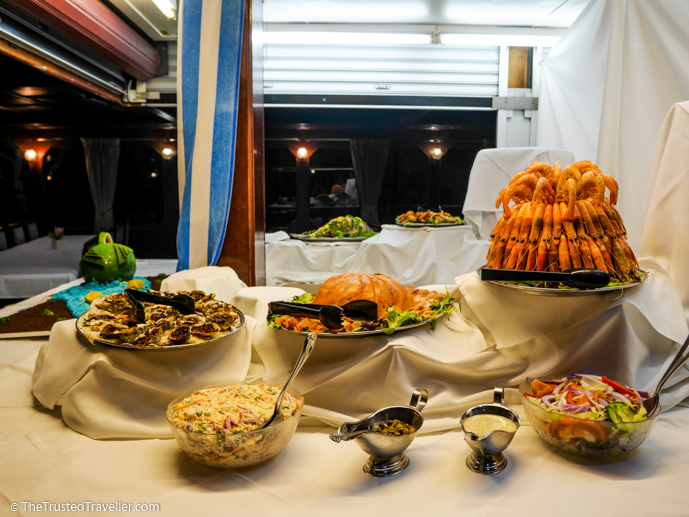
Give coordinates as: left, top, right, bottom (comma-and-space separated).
266, 225, 489, 287
3, 261, 689, 516
0, 235, 94, 299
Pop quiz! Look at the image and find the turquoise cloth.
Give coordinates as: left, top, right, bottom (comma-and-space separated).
53, 277, 152, 317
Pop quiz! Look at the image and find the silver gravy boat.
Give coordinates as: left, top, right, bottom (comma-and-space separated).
460, 387, 520, 475
329, 388, 428, 477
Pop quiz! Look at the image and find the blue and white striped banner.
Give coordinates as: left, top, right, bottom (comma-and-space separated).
176, 0, 245, 270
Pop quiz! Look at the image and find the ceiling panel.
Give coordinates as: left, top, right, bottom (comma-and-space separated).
263, 0, 589, 28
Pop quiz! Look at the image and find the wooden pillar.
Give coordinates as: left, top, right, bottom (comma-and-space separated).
216, 0, 265, 285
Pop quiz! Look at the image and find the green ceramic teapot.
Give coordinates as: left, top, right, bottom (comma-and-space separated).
79, 232, 136, 283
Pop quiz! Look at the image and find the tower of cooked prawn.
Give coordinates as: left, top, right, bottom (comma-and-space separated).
485, 161, 640, 280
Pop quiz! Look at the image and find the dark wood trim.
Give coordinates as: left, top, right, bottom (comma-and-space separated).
9, 0, 160, 79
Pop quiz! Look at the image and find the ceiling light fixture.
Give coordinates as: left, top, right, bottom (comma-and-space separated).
264, 31, 432, 46
152, 0, 176, 20
24, 149, 37, 161
430, 147, 444, 160
296, 147, 309, 159
161, 147, 175, 160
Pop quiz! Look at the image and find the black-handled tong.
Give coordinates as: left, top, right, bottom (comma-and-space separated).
125, 289, 197, 321
268, 300, 378, 329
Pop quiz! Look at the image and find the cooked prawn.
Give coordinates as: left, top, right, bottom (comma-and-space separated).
577, 171, 605, 206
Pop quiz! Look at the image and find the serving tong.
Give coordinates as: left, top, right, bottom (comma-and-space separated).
125, 289, 196, 322
480, 267, 611, 289
267, 300, 378, 329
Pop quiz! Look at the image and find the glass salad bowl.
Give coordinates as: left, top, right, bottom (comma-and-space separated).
519, 377, 659, 458
166, 382, 303, 468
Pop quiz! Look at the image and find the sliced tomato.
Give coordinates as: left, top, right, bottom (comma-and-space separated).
565, 390, 591, 405
530, 378, 556, 398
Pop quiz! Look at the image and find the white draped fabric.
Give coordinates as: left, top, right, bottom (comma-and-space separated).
29, 259, 689, 439
266, 226, 489, 287
641, 101, 689, 326
537, 0, 689, 250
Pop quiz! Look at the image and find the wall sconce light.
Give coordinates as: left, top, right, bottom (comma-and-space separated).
24, 149, 37, 161
296, 147, 308, 160
161, 147, 175, 160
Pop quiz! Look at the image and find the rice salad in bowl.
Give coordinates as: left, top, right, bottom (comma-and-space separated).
166, 382, 303, 468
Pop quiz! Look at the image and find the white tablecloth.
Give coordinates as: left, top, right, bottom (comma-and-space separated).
27, 257, 689, 441
2, 266, 689, 515
463, 147, 577, 239
641, 100, 689, 326
266, 225, 490, 287
0, 236, 178, 300
0, 235, 93, 298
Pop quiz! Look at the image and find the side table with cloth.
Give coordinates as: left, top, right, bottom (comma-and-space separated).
266, 225, 489, 288
346, 224, 489, 286
463, 147, 577, 239
641, 100, 689, 326
266, 238, 362, 286
0, 235, 93, 299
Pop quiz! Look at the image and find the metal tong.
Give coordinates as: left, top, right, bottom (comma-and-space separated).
267, 300, 378, 329
480, 267, 610, 289
125, 289, 196, 322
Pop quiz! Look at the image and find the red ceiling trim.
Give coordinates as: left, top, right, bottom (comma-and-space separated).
11, 0, 161, 80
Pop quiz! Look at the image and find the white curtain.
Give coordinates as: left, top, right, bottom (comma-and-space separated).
81, 138, 120, 233
537, 0, 689, 250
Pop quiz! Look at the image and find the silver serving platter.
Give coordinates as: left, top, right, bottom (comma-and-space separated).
289, 233, 372, 242
75, 309, 245, 351
394, 221, 465, 228
484, 271, 647, 297
275, 314, 444, 338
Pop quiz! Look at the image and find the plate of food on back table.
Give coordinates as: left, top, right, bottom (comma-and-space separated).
395, 209, 465, 227
290, 215, 377, 242
267, 272, 454, 337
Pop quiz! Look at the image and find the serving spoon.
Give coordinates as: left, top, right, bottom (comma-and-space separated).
479, 267, 611, 289
260, 332, 317, 429
268, 300, 379, 329
643, 332, 689, 415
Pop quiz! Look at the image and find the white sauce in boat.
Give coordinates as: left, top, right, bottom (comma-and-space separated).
463, 414, 517, 437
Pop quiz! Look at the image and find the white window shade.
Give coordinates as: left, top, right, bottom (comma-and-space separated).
264, 38, 500, 101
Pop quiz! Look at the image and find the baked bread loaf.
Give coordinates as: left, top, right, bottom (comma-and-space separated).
313, 273, 413, 318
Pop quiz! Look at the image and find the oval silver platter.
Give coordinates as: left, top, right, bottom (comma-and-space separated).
274, 314, 445, 338
394, 221, 465, 228
75, 310, 245, 351
289, 233, 372, 242
484, 271, 647, 297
